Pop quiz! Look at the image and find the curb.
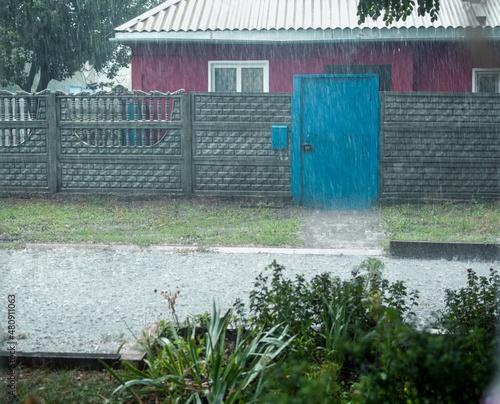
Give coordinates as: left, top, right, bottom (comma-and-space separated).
24, 243, 384, 256
0, 351, 123, 371
390, 241, 500, 262
0, 323, 156, 371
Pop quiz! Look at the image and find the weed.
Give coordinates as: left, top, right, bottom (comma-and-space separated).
158, 289, 181, 327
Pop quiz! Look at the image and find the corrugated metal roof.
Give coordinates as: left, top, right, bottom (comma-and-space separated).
114, 0, 500, 41
117, 0, 499, 32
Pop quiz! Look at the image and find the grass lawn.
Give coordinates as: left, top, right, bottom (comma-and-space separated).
0, 197, 301, 249
380, 201, 499, 245
0, 367, 122, 403
0, 197, 498, 250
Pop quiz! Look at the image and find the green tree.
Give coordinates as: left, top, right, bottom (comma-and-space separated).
357, 0, 440, 25
0, 0, 162, 92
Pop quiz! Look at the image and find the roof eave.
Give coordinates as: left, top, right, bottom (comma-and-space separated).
111, 27, 500, 45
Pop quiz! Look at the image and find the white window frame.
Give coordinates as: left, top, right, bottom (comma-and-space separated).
208, 61, 269, 92
472, 68, 500, 93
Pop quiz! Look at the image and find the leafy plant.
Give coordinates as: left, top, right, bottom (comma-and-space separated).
238, 258, 419, 365
102, 302, 294, 403
261, 360, 349, 404
438, 268, 500, 337
349, 320, 496, 403
349, 266, 499, 403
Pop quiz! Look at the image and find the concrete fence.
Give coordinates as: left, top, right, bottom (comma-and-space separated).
380, 92, 499, 203
0, 87, 498, 202
0, 87, 291, 198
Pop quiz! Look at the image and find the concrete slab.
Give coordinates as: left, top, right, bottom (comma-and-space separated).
297, 208, 385, 250
390, 240, 500, 262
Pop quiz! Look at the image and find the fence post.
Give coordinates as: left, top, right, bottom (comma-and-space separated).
46, 92, 59, 194
181, 93, 193, 197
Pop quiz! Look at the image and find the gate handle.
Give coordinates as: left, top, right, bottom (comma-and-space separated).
302, 143, 313, 152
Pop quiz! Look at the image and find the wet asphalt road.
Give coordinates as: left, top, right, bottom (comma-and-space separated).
0, 245, 497, 354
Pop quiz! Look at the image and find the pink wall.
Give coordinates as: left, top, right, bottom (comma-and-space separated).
413, 41, 500, 92
131, 41, 500, 93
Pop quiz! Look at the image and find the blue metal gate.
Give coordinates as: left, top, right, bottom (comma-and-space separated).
291, 74, 380, 209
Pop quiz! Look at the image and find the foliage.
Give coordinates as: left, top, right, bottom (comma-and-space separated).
348, 266, 499, 403
349, 325, 494, 403
102, 302, 293, 403
230, 259, 418, 383
357, 0, 440, 25
239, 258, 419, 363
235, 260, 497, 402
260, 360, 349, 404
0, 0, 163, 92
438, 268, 500, 337
231, 258, 421, 400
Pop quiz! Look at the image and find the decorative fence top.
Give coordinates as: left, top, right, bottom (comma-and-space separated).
0, 86, 185, 147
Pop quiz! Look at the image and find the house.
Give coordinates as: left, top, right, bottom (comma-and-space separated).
113, 0, 500, 94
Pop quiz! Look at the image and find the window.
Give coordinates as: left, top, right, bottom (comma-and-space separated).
209, 61, 269, 92
324, 64, 392, 91
473, 69, 500, 93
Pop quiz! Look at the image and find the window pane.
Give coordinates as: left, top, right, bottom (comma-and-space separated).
241, 68, 263, 92
214, 68, 237, 92
476, 73, 499, 93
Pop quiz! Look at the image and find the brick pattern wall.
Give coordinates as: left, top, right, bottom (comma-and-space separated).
61, 162, 181, 191
384, 93, 500, 124
193, 94, 291, 123
0, 162, 47, 189
383, 128, 498, 160
192, 93, 291, 196
195, 130, 278, 157
2, 90, 497, 202
0, 91, 291, 197
380, 93, 500, 201
0, 124, 49, 191
195, 164, 290, 193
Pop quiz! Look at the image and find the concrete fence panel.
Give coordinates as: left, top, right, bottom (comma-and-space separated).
380, 92, 500, 202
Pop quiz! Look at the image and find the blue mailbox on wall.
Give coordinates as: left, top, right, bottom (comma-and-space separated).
271, 125, 288, 149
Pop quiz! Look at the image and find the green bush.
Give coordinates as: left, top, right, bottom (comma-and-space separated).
438, 267, 500, 337
237, 258, 419, 363
349, 318, 493, 402
349, 267, 499, 403
260, 360, 349, 404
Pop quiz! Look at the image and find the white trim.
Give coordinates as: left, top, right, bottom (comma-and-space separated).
472, 68, 500, 92
112, 27, 500, 44
208, 60, 269, 92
